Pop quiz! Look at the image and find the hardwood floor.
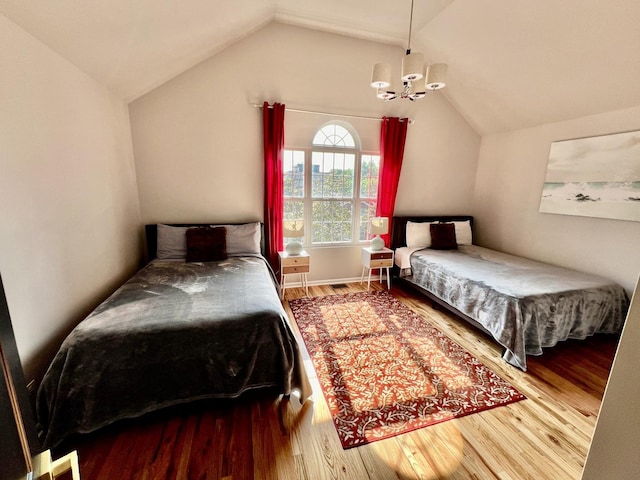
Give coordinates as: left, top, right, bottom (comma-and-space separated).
54, 282, 619, 479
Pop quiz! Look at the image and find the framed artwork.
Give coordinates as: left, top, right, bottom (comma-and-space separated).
539, 129, 640, 222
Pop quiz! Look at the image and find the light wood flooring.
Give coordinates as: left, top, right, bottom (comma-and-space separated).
54, 281, 619, 479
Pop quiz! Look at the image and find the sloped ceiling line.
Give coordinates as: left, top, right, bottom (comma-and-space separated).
2, 0, 640, 134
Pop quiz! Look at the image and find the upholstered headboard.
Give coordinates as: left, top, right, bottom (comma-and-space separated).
390, 215, 474, 250
145, 222, 265, 261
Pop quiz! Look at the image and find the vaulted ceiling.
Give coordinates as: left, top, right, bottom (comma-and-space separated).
3, 0, 640, 134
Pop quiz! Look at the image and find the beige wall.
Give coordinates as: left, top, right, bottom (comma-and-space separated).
581, 275, 640, 479
473, 106, 640, 293
0, 15, 142, 380
473, 108, 640, 475
129, 21, 480, 282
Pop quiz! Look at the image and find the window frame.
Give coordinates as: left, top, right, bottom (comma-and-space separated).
283, 122, 380, 248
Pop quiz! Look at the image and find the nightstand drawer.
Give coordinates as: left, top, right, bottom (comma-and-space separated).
282, 265, 309, 274
281, 256, 309, 267
369, 258, 393, 268
370, 251, 393, 260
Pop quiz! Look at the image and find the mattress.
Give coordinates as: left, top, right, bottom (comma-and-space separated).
405, 245, 629, 369
36, 256, 310, 448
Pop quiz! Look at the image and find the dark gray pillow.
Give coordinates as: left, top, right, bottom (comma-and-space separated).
186, 227, 227, 262
429, 223, 458, 250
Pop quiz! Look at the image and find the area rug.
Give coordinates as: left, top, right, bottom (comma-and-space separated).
289, 291, 526, 448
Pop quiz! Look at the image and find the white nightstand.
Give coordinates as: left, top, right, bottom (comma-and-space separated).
279, 251, 310, 299
361, 247, 394, 291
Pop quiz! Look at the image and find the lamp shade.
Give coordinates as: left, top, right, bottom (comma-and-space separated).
371, 63, 392, 88
401, 52, 424, 82
370, 217, 389, 235
283, 220, 304, 238
369, 216, 388, 251
408, 75, 426, 99
425, 63, 447, 90
283, 220, 304, 255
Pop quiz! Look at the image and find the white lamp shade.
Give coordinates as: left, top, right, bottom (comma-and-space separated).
371, 63, 392, 88
401, 52, 424, 81
408, 76, 426, 99
370, 217, 389, 235
425, 63, 447, 90
283, 220, 304, 238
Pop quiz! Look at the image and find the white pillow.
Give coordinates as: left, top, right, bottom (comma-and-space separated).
452, 220, 473, 245
221, 222, 261, 255
406, 221, 434, 248
156, 224, 188, 259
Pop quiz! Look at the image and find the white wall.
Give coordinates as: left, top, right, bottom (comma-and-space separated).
129, 21, 480, 282
0, 15, 142, 380
473, 106, 640, 293
581, 275, 640, 479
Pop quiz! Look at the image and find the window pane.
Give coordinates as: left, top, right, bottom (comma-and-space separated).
283, 150, 305, 198
360, 154, 380, 199
283, 199, 304, 245
312, 124, 356, 147
311, 151, 354, 199
359, 200, 377, 241
343, 154, 355, 197
284, 199, 304, 220
311, 200, 353, 243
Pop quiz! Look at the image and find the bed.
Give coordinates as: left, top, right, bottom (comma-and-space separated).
390, 216, 629, 370
36, 222, 311, 448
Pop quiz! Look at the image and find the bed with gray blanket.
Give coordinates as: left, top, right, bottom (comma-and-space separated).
37, 223, 311, 448
390, 216, 629, 370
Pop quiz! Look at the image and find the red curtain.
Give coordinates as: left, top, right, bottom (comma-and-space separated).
376, 116, 409, 247
263, 101, 285, 271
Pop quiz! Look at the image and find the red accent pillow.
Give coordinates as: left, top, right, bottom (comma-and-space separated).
186, 227, 227, 262
429, 223, 458, 250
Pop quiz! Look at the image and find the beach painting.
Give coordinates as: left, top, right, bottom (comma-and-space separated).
539, 130, 640, 222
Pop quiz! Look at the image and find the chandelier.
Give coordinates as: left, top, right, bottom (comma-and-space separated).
370, 0, 447, 101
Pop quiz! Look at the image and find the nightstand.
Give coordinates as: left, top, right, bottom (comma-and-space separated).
361, 247, 394, 291
279, 251, 310, 299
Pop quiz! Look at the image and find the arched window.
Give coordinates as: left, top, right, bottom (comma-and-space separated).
283, 122, 380, 246
312, 124, 356, 147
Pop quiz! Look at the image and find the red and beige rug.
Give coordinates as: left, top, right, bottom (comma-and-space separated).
289, 291, 526, 449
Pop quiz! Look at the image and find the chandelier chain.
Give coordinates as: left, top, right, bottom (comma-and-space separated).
407, 0, 414, 53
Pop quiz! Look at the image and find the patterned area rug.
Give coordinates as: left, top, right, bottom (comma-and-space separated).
289, 291, 526, 449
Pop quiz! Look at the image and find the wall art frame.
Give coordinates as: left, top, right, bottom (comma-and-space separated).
539, 129, 640, 222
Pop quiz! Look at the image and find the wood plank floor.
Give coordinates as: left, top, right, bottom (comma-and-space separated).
54, 282, 619, 479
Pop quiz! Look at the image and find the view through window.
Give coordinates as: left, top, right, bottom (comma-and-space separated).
283, 123, 380, 246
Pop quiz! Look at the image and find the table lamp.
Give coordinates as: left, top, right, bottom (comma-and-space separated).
369, 217, 388, 251
283, 220, 304, 255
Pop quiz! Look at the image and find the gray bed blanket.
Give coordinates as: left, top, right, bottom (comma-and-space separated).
408, 246, 629, 370
37, 256, 311, 448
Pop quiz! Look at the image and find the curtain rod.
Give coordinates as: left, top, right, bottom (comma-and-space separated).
252, 103, 414, 124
